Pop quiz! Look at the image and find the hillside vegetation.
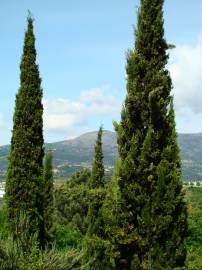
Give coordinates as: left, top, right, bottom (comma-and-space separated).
1, 131, 202, 181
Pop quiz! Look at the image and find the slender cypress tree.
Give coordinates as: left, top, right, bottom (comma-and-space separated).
6, 16, 44, 242
89, 126, 105, 189
43, 151, 54, 246
114, 0, 187, 269
84, 126, 108, 269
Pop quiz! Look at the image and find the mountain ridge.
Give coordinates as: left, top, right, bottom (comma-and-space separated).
1, 130, 202, 180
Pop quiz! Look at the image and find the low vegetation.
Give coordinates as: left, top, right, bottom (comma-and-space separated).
186, 187, 202, 269
1, 183, 202, 269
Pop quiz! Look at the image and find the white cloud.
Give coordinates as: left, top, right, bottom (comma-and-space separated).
175, 108, 202, 134
43, 98, 85, 131
0, 113, 5, 128
43, 85, 120, 132
169, 36, 202, 113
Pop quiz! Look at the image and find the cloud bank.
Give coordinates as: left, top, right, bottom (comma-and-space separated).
43, 36, 202, 137
170, 36, 202, 114
3, 38, 202, 144
43, 85, 121, 133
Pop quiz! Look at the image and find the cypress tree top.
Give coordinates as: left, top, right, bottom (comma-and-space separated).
6, 15, 44, 236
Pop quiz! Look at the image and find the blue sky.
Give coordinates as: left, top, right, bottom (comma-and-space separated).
1, 0, 202, 145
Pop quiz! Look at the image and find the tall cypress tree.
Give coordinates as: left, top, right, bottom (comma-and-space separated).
43, 151, 54, 246
89, 126, 105, 189
84, 126, 108, 269
6, 16, 44, 242
87, 126, 105, 235
114, 0, 187, 269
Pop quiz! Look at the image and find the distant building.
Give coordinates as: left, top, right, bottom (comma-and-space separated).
188, 181, 202, 187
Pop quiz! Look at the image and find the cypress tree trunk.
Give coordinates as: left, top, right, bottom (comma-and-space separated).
43, 151, 54, 246
114, 0, 187, 269
6, 16, 44, 244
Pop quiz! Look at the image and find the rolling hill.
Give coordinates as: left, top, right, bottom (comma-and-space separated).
1, 131, 202, 181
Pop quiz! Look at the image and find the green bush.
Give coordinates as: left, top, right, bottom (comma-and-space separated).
185, 187, 202, 268
54, 170, 91, 234
0, 210, 84, 270
0, 236, 83, 270
186, 247, 202, 270
55, 224, 82, 250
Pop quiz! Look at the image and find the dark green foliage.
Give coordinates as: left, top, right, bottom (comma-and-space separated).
55, 169, 91, 234
186, 187, 202, 248
0, 209, 83, 270
43, 152, 54, 245
5, 16, 44, 243
135, 101, 187, 269
83, 235, 115, 270
89, 126, 105, 188
0, 236, 83, 270
86, 127, 105, 233
83, 127, 110, 269
3, 187, 199, 270
112, 0, 188, 269
0, 205, 9, 240
55, 224, 82, 250
86, 126, 105, 235
185, 187, 202, 269
101, 159, 122, 268
85, 188, 106, 237
68, 168, 91, 187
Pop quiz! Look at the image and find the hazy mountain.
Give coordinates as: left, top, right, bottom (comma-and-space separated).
1, 131, 202, 181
